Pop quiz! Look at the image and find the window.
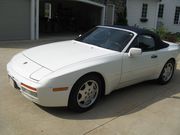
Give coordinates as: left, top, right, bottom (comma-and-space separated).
141, 4, 148, 18
76, 27, 134, 52
132, 38, 139, 48
158, 4, 164, 18
44, 3, 52, 19
138, 35, 155, 52
126, 37, 139, 52
127, 35, 155, 52
174, 7, 180, 24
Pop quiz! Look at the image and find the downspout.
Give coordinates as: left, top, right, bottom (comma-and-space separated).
30, 0, 35, 40
35, 0, 39, 40
154, 0, 160, 29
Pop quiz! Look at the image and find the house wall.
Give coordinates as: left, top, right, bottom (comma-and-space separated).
127, 0, 158, 30
91, 0, 125, 13
0, 0, 31, 41
158, 0, 180, 33
91, 0, 125, 23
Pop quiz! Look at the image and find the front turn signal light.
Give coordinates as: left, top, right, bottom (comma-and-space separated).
52, 87, 68, 92
21, 83, 37, 92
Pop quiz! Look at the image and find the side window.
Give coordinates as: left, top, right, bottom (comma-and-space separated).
126, 37, 139, 52
131, 37, 139, 48
138, 35, 155, 52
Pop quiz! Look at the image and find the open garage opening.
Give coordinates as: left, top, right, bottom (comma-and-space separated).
39, 0, 105, 38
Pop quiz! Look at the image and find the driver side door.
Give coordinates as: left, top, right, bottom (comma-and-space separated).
120, 35, 159, 83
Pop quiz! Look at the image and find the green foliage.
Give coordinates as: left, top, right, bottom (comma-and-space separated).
176, 33, 180, 42
154, 26, 180, 42
154, 26, 168, 39
115, 12, 128, 26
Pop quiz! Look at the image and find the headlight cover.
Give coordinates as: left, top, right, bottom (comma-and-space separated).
30, 67, 52, 81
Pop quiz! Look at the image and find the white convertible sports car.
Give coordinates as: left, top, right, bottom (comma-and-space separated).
7, 25, 180, 112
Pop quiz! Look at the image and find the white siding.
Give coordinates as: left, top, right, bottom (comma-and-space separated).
158, 0, 180, 33
127, 0, 158, 30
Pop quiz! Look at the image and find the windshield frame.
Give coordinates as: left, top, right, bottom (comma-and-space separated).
75, 26, 137, 52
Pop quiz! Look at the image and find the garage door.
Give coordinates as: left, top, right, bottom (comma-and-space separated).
0, 0, 31, 41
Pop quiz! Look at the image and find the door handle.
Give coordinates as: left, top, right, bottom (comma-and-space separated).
151, 55, 158, 59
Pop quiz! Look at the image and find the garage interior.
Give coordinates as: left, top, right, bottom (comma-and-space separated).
39, 0, 103, 37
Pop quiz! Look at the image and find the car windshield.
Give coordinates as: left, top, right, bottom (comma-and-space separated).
75, 27, 134, 52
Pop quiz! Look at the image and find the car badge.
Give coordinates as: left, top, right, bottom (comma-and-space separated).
23, 62, 28, 64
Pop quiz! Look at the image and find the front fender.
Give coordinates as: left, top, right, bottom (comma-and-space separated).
40, 53, 123, 95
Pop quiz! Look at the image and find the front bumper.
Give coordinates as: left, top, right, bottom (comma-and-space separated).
7, 62, 70, 107
7, 63, 41, 104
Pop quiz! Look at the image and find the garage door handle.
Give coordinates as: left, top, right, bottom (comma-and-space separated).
151, 55, 158, 59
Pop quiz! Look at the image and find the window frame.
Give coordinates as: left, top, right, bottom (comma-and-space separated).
138, 35, 156, 52
174, 6, 180, 24
158, 4, 164, 18
141, 3, 148, 18
126, 34, 157, 53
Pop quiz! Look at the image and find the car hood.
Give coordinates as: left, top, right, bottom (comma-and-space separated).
23, 40, 114, 71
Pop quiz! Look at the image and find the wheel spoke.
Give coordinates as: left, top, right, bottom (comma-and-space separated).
91, 83, 97, 90
85, 82, 92, 91
78, 89, 87, 103
78, 96, 85, 103
78, 90, 85, 97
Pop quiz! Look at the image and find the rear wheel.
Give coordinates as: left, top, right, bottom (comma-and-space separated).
158, 59, 175, 84
68, 74, 103, 112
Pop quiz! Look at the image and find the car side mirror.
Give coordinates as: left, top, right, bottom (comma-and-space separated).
128, 48, 142, 57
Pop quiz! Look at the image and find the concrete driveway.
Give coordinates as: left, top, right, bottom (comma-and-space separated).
0, 38, 180, 135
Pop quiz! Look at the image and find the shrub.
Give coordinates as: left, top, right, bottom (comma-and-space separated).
176, 33, 180, 42
154, 26, 179, 42
165, 33, 177, 42
154, 26, 168, 39
115, 11, 128, 26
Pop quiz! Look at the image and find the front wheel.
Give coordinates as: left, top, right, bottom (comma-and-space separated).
158, 60, 175, 84
68, 75, 103, 112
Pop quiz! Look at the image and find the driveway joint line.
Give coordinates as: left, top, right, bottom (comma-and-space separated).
83, 89, 172, 135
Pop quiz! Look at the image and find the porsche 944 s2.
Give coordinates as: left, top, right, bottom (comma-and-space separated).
7, 26, 180, 112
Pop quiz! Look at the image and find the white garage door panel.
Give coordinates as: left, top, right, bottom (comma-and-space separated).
0, 0, 30, 41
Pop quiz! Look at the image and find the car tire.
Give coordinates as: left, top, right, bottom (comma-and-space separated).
68, 74, 103, 112
158, 59, 175, 85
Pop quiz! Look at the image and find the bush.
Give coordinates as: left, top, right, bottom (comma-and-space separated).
176, 33, 180, 42
154, 26, 179, 42
165, 33, 177, 42
115, 11, 128, 26
154, 26, 168, 39
115, 16, 128, 26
